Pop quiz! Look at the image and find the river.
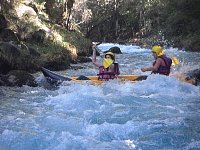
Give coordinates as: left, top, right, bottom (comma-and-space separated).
0, 43, 200, 150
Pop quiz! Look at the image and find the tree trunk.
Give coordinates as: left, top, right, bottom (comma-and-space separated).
0, 0, 4, 13
65, 0, 74, 30
114, 0, 119, 40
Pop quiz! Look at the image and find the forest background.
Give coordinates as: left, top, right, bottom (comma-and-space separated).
24, 0, 200, 51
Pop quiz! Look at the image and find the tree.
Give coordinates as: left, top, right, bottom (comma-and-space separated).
64, 0, 75, 30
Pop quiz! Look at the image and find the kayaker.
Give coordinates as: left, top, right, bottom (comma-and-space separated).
92, 45, 120, 80
141, 45, 172, 75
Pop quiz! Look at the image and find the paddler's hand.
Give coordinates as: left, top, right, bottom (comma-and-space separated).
92, 45, 97, 50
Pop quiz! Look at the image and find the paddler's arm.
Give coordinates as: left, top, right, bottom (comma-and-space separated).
92, 45, 101, 67
141, 59, 162, 72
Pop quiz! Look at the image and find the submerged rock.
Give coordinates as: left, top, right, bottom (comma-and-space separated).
187, 69, 200, 85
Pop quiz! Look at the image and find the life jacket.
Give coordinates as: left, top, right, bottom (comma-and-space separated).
97, 63, 120, 80
152, 56, 172, 76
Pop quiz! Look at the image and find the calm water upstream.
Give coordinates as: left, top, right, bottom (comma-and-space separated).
0, 43, 200, 150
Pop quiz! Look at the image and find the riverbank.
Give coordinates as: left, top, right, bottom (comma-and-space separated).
0, 7, 92, 86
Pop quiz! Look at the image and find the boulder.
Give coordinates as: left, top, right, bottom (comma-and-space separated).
0, 28, 20, 44
187, 69, 200, 84
0, 42, 40, 74
77, 56, 92, 63
104, 46, 122, 54
175, 69, 200, 86
0, 42, 22, 74
28, 47, 41, 57
0, 14, 8, 30
15, 3, 37, 19
43, 51, 71, 71
31, 29, 46, 43
0, 70, 37, 87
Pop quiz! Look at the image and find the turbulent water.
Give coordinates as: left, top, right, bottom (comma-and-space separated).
0, 43, 200, 150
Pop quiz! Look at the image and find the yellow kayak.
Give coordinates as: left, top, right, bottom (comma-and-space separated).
41, 67, 147, 85
41, 67, 196, 85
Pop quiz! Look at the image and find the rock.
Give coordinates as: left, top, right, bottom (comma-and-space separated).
0, 42, 40, 74
0, 78, 4, 86
187, 69, 200, 84
174, 69, 200, 86
43, 51, 71, 71
31, 29, 46, 43
0, 28, 20, 44
0, 70, 38, 87
70, 66, 84, 70
0, 42, 21, 74
76, 75, 90, 80
15, 3, 37, 19
0, 57, 12, 74
28, 47, 40, 57
104, 46, 122, 54
77, 56, 92, 63
0, 14, 8, 30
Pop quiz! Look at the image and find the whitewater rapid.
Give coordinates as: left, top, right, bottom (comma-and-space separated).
0, 43, 200, 150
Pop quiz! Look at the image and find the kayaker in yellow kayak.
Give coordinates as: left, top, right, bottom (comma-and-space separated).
92, 45, 120, 80
141, 45, 172, 76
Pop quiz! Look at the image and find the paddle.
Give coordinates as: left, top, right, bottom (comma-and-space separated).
92, 42, 102, 46
92, 42, 103, 56
171, 56, 180, 66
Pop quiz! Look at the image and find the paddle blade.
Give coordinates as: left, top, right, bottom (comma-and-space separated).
171, 57, 180, 66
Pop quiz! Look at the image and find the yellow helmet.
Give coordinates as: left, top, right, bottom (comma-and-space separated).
151, 45, 165, 56
105, 52, 115, 60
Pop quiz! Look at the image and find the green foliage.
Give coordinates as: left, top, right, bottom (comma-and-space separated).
24, 40, 68, 55
86, 0, 200, 51
35, 0, 45, 4
43, 0, 68, 23
52, 25, 91, 50
181, 33, 200, 51
161, 0, 200, 50
3, 0, 200, 52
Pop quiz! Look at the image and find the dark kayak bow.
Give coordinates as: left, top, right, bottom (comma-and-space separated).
41, 67, 72, 85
